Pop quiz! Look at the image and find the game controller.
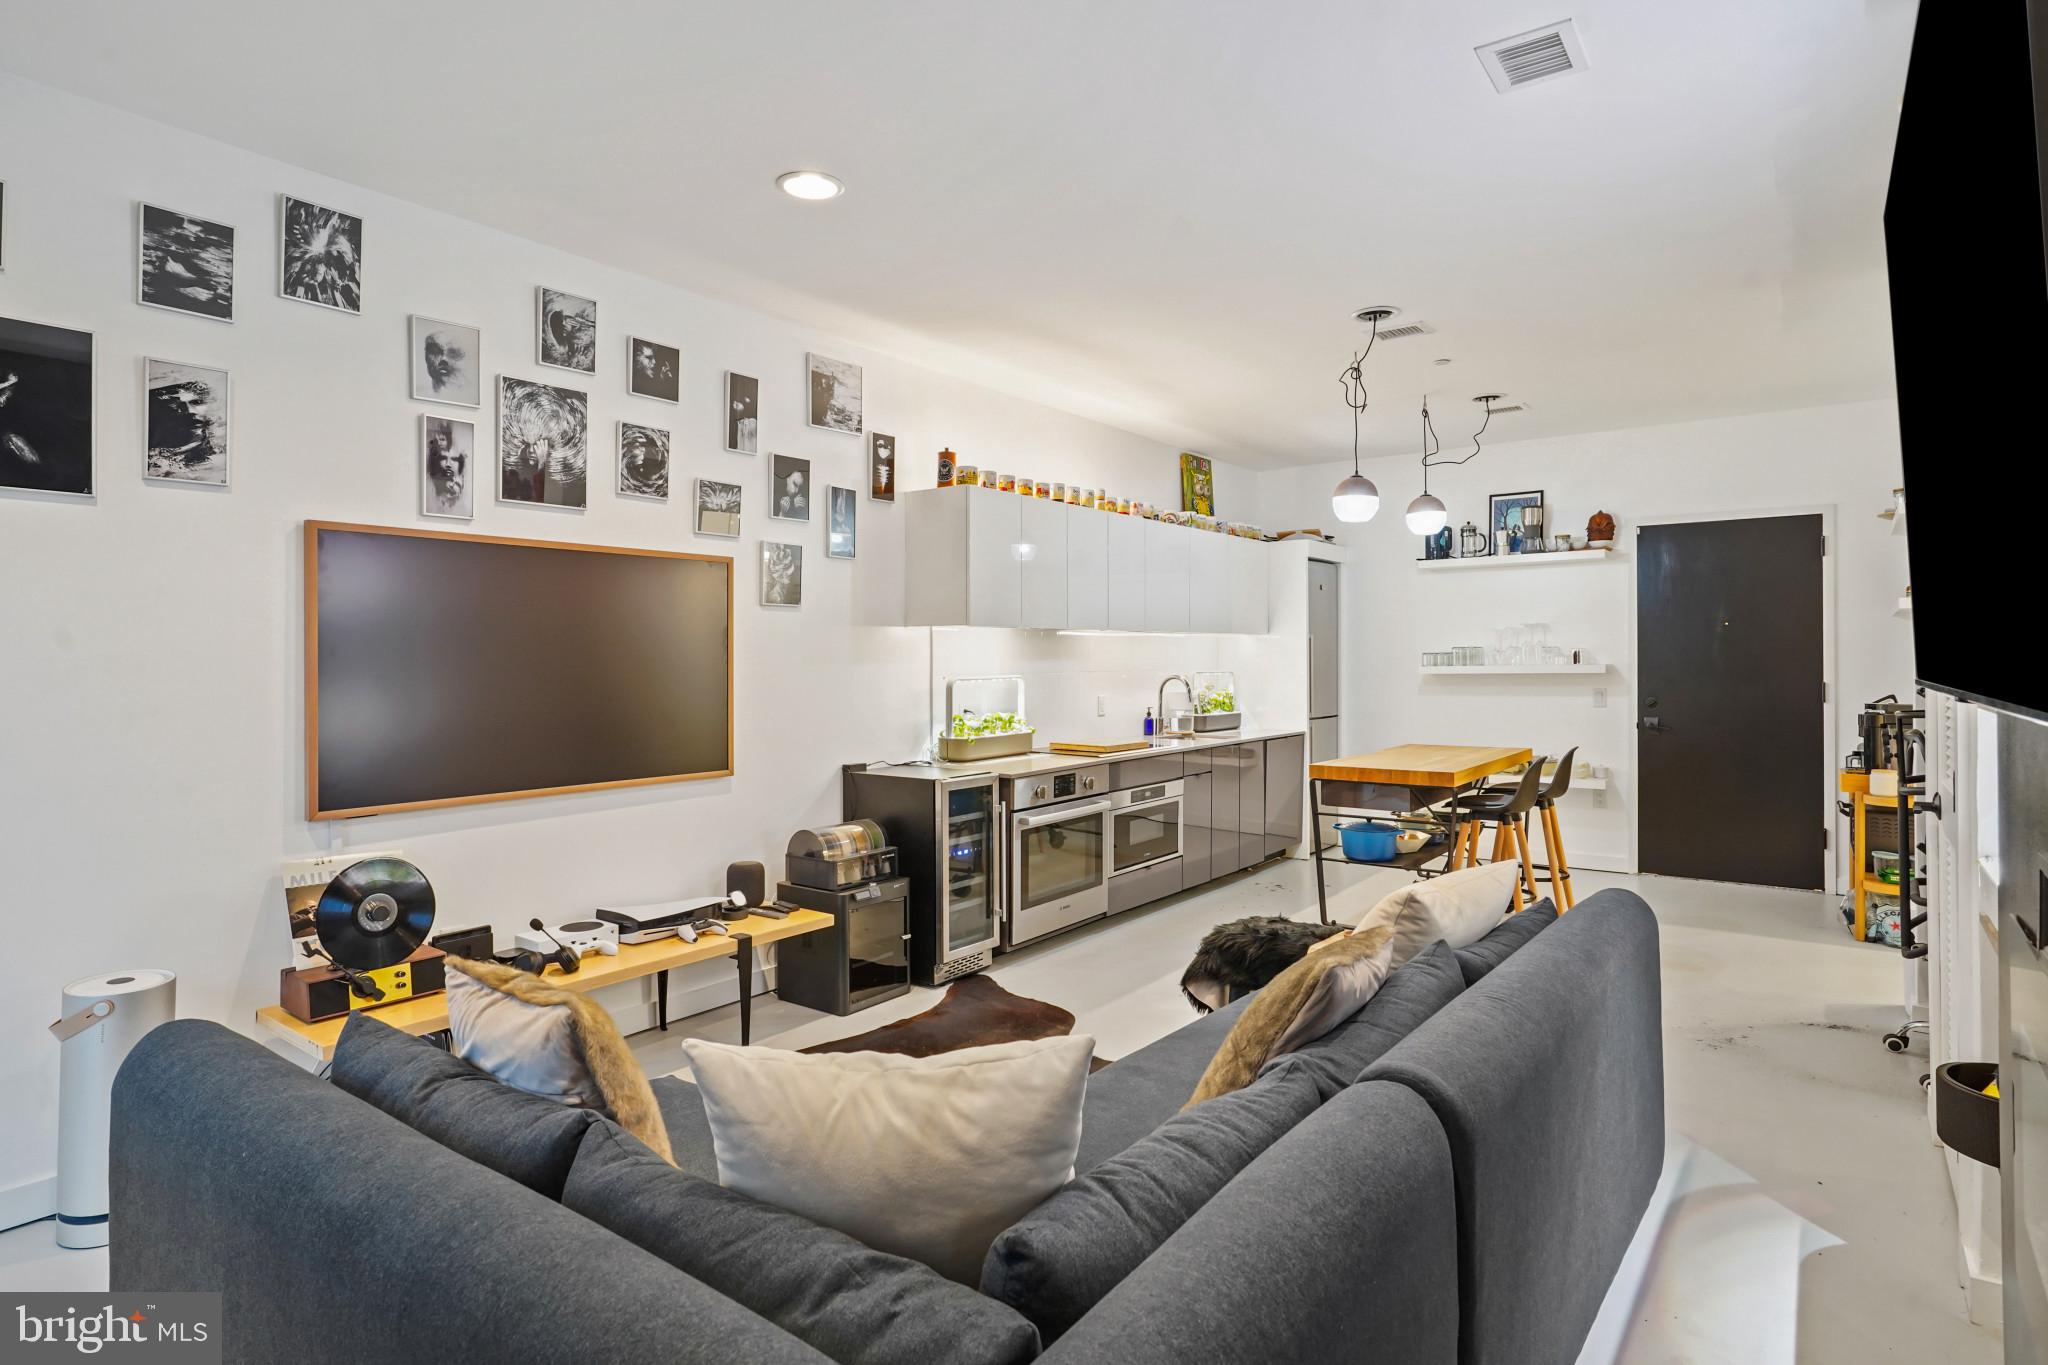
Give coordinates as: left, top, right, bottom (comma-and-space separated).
675, 918, 732, 944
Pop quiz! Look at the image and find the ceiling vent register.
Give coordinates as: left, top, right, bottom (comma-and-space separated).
1476, 20, 1588, 93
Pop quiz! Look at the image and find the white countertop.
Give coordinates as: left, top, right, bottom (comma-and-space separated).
935, 727, 1307, 780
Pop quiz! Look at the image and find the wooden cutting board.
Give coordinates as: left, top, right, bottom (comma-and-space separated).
1046, 739, 1154, 755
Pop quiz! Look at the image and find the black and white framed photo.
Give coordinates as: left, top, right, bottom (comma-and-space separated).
806, 352, 862, 434
143, 358, 230, 487
409, 315, 481, 407
761, 541, 803, 608
0, 180, 8, 272
419, 414, 475, 520
695, 477, 742, 538
629, 338, 679, 403
278, 195, 363, 314
0, 314, 94, 497
768, 452, 811, 521
617, 421, 671, 501
725, 371, 759, 454
498, 376, 589, 509
137, 203, 235, 322
537, 287, 597, 374
868, 431, 896, 502
827, 485, 857, 559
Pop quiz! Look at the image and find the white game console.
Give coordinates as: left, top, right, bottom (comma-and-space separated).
513, 919, 620, 959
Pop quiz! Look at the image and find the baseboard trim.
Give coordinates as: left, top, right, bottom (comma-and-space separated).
1, 1174, 56, 1234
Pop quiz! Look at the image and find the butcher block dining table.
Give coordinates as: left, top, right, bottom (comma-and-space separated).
1307, 743, 1533, 924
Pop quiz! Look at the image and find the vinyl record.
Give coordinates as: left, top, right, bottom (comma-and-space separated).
316, 857, 435, 970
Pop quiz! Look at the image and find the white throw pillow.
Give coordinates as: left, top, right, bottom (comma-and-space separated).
1356, 859, 1519, 967
680, 1035, 1094, 1284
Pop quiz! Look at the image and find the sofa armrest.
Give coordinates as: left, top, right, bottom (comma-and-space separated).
1039, 1080, 1458, 1365
1360, 888, 1664, 1365
111, 1020, 831, 1365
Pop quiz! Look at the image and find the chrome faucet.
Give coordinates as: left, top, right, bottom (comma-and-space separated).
1157, 675, 1194, 733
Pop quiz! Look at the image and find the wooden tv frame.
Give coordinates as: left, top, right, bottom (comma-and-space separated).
303, 520, 734, 820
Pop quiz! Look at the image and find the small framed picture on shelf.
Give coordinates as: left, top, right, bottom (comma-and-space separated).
1488, 489, 1545, 553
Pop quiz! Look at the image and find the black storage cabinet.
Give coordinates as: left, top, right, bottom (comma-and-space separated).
774, 877, 912, 1015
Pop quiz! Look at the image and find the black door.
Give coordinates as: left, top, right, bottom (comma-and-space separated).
1638, 515, 1824, 888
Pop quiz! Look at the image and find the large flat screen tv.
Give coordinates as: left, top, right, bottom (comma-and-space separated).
305, 522, 732, 819
1885, 1, 2048, 721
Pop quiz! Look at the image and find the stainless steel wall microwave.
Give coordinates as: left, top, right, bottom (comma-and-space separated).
1109, 779, 1184, 876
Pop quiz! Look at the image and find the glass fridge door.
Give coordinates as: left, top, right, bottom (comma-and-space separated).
943, 782, 998, 954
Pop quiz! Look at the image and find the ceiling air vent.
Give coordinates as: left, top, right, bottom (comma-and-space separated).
1489, 401, 1529, 415
1375, 321, 1437, 342
1475, 20, 1587, 93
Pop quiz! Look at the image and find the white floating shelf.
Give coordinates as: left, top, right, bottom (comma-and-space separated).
1484, 774, 1609, 792
1419, 663, 1609, 675
1417, 547, 1615, 571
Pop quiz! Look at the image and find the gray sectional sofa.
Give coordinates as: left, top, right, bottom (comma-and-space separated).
109, 888, 1663, 1364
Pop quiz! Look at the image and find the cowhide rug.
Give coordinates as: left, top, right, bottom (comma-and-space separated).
803, 975, 1113, 1070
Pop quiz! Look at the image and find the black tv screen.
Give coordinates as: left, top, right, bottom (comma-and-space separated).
1885, 1, 2048, 719
306, 522, 732, 818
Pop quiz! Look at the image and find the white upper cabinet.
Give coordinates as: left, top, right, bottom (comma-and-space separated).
1188, 530, 1231, 634
1143, 519, 1191, 634
1019, 497, 1070, 630
903, 488, 1270, 634
1106, 513, 1146, 632
1066, 504, 1109, 631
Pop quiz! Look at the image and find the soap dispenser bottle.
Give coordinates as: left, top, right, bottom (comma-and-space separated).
1143, 707, 1155, 737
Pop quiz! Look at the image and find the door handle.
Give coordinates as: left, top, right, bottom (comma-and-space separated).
1639, 716, 1664, 731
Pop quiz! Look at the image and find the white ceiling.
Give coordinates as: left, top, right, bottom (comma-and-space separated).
0, 0, 1915, 469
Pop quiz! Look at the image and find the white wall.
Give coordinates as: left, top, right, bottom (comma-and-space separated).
0, 77, 1264, 1206
1256, 400, 1913, 876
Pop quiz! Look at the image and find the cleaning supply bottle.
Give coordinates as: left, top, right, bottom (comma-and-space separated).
1143, 707, 1155, 737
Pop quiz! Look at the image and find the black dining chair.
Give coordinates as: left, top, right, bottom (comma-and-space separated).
1451, 758, 1547, 909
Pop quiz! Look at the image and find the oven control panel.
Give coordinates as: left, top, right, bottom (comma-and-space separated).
1010, 765, 1106, 811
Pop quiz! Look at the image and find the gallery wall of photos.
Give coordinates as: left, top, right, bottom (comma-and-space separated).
0, 182, 891, 611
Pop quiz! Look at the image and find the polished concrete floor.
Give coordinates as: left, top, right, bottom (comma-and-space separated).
1, 858, 2003, 1362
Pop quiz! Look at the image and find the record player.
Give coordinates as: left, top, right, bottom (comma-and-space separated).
279, 857, 447, 1023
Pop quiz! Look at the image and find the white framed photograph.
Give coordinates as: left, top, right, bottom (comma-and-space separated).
618, 421, 671, 501
409, 315, 481, 407
419, 414, 475, 519
143, 358, 230, 488
537, 287, 597, 373
806, 352, 862, 434
725, 371, 759, 453
0, 314, 94, 498
498, 376, 589, 509
278, 195, 363, 314
137, 203, 235, 322
629, 337, 680, 403
695, 477, 742, 538
827, 485, 856, 559
768, 452, 811, 521
761, 541, 803, 608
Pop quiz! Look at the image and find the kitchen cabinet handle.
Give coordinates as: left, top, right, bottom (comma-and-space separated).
1016, 800, 1113, 829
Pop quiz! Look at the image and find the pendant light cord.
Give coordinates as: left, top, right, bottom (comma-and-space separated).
1337, 313, 1381, 476
1424, 395, 1491, 472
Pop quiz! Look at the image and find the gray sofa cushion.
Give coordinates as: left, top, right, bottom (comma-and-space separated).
563, 1121, 1040, 1365
1037, 1081, 1460, 1365
650, 1074, 720, 1181
1361, 888, 1664, 1365
113, 1020, 833, 1365
330, 1011, 599, 1199
1453, 899, 1558, 985
1073, 993, 1255, 1172
982, 1052, 1326, 1341
1272, 939, 1466, 1098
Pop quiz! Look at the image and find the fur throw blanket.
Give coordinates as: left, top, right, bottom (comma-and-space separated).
1179, 916, 1347, 1013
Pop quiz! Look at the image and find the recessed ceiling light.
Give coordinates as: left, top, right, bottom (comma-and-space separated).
1434, 357, 1454, 366
777, 171, 844, 201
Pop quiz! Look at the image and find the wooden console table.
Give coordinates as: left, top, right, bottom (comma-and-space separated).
255, 908, 832, 1064
1307, 744, 1533, 924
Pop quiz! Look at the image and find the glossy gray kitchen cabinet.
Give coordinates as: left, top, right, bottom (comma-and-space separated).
1264, 733, 1305, 857
1235, 742, 1266, 875
1181, 754, 1213, 888
1210, 744, 1242, 877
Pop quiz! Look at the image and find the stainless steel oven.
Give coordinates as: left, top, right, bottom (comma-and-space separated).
1109, 779, 1184, 875
1006, 766, 1109, 947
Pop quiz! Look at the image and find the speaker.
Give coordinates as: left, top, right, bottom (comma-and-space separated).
726, 860, 767, 913
53, 971, 177, 1249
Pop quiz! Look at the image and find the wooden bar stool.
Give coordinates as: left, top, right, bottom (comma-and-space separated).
1531, 748, 1579, 909
1452, 761, 1546, 908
